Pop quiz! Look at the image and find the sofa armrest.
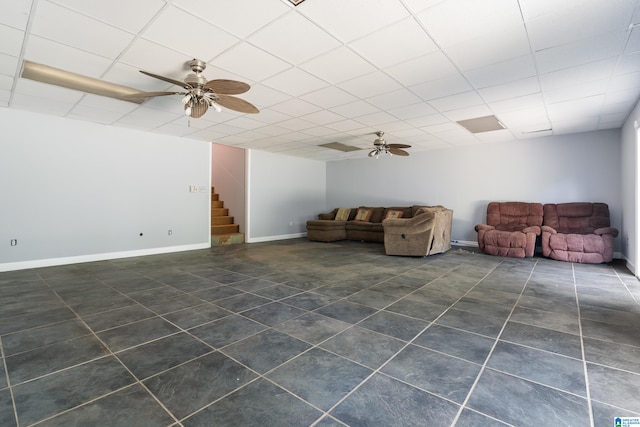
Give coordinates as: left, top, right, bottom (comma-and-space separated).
541, 225, 557, 235
317, 210, 337, 220
474, 224, 495, 232
522, 225, 541, 235
383, 211, 436, 233
594, 227, 619, 237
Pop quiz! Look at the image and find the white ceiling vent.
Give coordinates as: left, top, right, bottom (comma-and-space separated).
457, 115, 506, 133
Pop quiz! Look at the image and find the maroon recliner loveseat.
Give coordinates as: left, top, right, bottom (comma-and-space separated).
541, 202, 618, 263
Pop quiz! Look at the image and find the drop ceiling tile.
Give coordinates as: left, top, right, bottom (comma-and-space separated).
0, 24, 24, 57
51, 0, 165, 33
326, 119, 370, 132
67, 105, 128, 124
251, 109, 293, 125
272, 117, 316, 131
300, 109, 344, 125
434, 129, 479, 145
518, 0, 579, 21
0, 53, 19, 77
252, 124, 292, 136
24, 36, 113, 78
387, 102, 438, 119
213, 42, 291, 82
535, 31, 626, 74
354, 110, 398, 126
385, 51, 459, 87
249, 12, 340, 64
539, 58, 617, 91
464, 55, 537, 89
429, 91, 484, 112
474, 129, 516, 143
416, 0, 523, 47
75, 94, 139, 114
406, 112, 449, 128
299, 86, 358, 109
443, 24, 530, 71
616, 51, 640, 75
488, 93, 545, 113
366, 89, 423, 110
442, 104, 493, 121
16, 74, 84, 103
142, 6, 239, 60
262, 67, 328, 97
0, 0, 33, 30
625, 25, 640, 54
477, 77, 541, 103
11, 92, 75, 116
115, 38, 190, 78
0, 74, 14, 91
299, 46, 376, 84
547, 95, 605, 118
544, 79, 608, 104
526, 1, 635, 51
410, 73, 472, 101
349, 17, 438, 68
101, 63, 169, 91
299, 0, 410, 43
338, 71, 402, 98
223, 116, 268, 130
31, 2, 135, 59
330, 100, 379, 118
173, 0, 290, 38
151, 122, 196, 137
403, 0, 447, 13
270, 97, 322, 116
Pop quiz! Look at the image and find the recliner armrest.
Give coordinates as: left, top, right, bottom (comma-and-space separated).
474, 224, 495, 232
594, 227, 619, 237
383, 211, 436, 233
541, 225, 557, 235
522, 225, 541, 235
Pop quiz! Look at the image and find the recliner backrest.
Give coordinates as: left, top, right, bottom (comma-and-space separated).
543, 202, 610, 234
486, 202, 543, 230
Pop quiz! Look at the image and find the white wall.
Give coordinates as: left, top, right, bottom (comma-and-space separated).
327, 130, 622, 248
248, 149, 326, 241
212, 143, 246, 233
0, 109, 211, 271
621, 101, 640, 273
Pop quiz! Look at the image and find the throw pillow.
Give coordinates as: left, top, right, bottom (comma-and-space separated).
334, 208, 351, 221
354, 208, 373, 222
384, 209, 404, 219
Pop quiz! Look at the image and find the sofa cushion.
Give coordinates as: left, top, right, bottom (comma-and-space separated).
384, 209, 404, 219
335, 208, 351, 221
355, 208, 373, 222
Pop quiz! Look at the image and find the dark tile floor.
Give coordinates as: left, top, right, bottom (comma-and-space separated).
1, 239, 639, 427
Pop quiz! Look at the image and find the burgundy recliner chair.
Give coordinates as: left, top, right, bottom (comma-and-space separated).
475, 202, 543, 258
541, 202, 618, 263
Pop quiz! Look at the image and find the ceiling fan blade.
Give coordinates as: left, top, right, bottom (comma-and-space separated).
187, 99, 209, 118
140, 70, 192, 90
204, 79, 250, 95
389, 148, 410, 156
388, 143, 411, 149
21, 60, 146, 104
123, 91, 182, 101
216, 94, 260, 114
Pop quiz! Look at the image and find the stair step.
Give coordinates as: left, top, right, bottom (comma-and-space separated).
211, 224, 240, 235
212, 215, 234, 225
211, 200, 224, 208
211, 207, 229, 216
211, 193, 219, 201
211, 232, 245, 246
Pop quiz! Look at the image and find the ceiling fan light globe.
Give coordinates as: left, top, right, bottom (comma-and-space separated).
212, 102, 222, 113
184, 105, 192, 116
181, 93, 191, 104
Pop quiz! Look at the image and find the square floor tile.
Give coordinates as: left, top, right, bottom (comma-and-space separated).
381, 344, 481, 403
117, 332, 212, 380
241, 302, 306, 326
274, 312, 351, 344
182, 379, 321, 427
97, 317, 180, 352
414, 324, 495, 364
587, 363, 640, 413
500, 321, 582, 358
223, 329, 311, 373
331, 373, 459, 427
189, 314, 266, 348
267, 348, 372, 411
320, 326, 405, 369
358, 310, 429, 341
315, 300, 377, 324
162, 303, 230, 329
466, 369, 590, 427
144, 352, 258, 420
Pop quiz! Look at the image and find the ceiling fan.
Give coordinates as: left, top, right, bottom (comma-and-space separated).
368, 131, 411, 158
124, 59, 259, 118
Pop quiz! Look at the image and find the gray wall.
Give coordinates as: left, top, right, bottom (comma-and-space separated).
326, 130, 622, 248
248, 149, 326, 241
0, 109, 211, 271
212, 143, 246, 233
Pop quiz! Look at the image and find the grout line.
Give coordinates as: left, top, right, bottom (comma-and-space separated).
573, 263, 596, 427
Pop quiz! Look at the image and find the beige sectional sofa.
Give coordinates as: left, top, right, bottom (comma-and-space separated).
306, 205, 453, 256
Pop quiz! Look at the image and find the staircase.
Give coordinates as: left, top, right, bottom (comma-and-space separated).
211, 187, 245, 246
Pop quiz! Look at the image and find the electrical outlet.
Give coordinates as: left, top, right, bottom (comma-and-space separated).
10, 239, 17, 246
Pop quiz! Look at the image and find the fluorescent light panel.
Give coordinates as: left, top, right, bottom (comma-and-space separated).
319, 142, 362, 152
457, 115, 505, 133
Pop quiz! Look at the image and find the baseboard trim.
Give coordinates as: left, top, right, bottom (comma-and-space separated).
0, 243, 211, 272
247, 232, 306, 243
451, 240, 478, 247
